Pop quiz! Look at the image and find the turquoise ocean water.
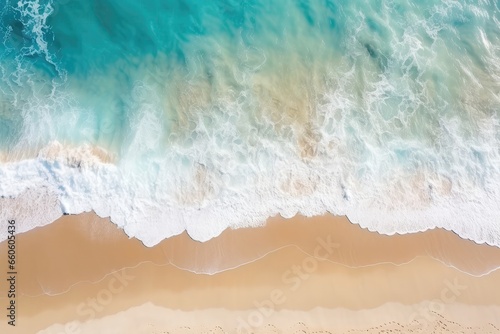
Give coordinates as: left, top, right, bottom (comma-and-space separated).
0, 0, 499, 246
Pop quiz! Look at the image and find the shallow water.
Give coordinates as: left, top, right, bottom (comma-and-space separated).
0, 0, 499, 245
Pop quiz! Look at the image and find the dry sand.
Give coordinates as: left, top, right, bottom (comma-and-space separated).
0, 212, 499, 333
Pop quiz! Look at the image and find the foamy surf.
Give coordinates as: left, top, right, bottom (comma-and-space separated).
0, 0, 499, 246
0, 138, 499, 247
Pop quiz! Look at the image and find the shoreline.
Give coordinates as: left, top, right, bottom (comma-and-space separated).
13, 212, 500, 282
1, 141, 500, 249
1, 212, 500, 333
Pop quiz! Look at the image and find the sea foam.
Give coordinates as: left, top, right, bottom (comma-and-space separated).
0, 0, 499, 246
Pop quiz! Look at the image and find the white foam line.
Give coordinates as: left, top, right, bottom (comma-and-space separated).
20, 242, 500, 299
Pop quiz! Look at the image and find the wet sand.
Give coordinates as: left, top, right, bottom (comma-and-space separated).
0, 212, 500, 333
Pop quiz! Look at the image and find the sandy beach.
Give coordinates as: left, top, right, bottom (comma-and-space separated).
0, 213, 499, 333
1, 0, 500, 332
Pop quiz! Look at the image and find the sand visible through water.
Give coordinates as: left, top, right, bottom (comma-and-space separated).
0, 213, 499, 333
